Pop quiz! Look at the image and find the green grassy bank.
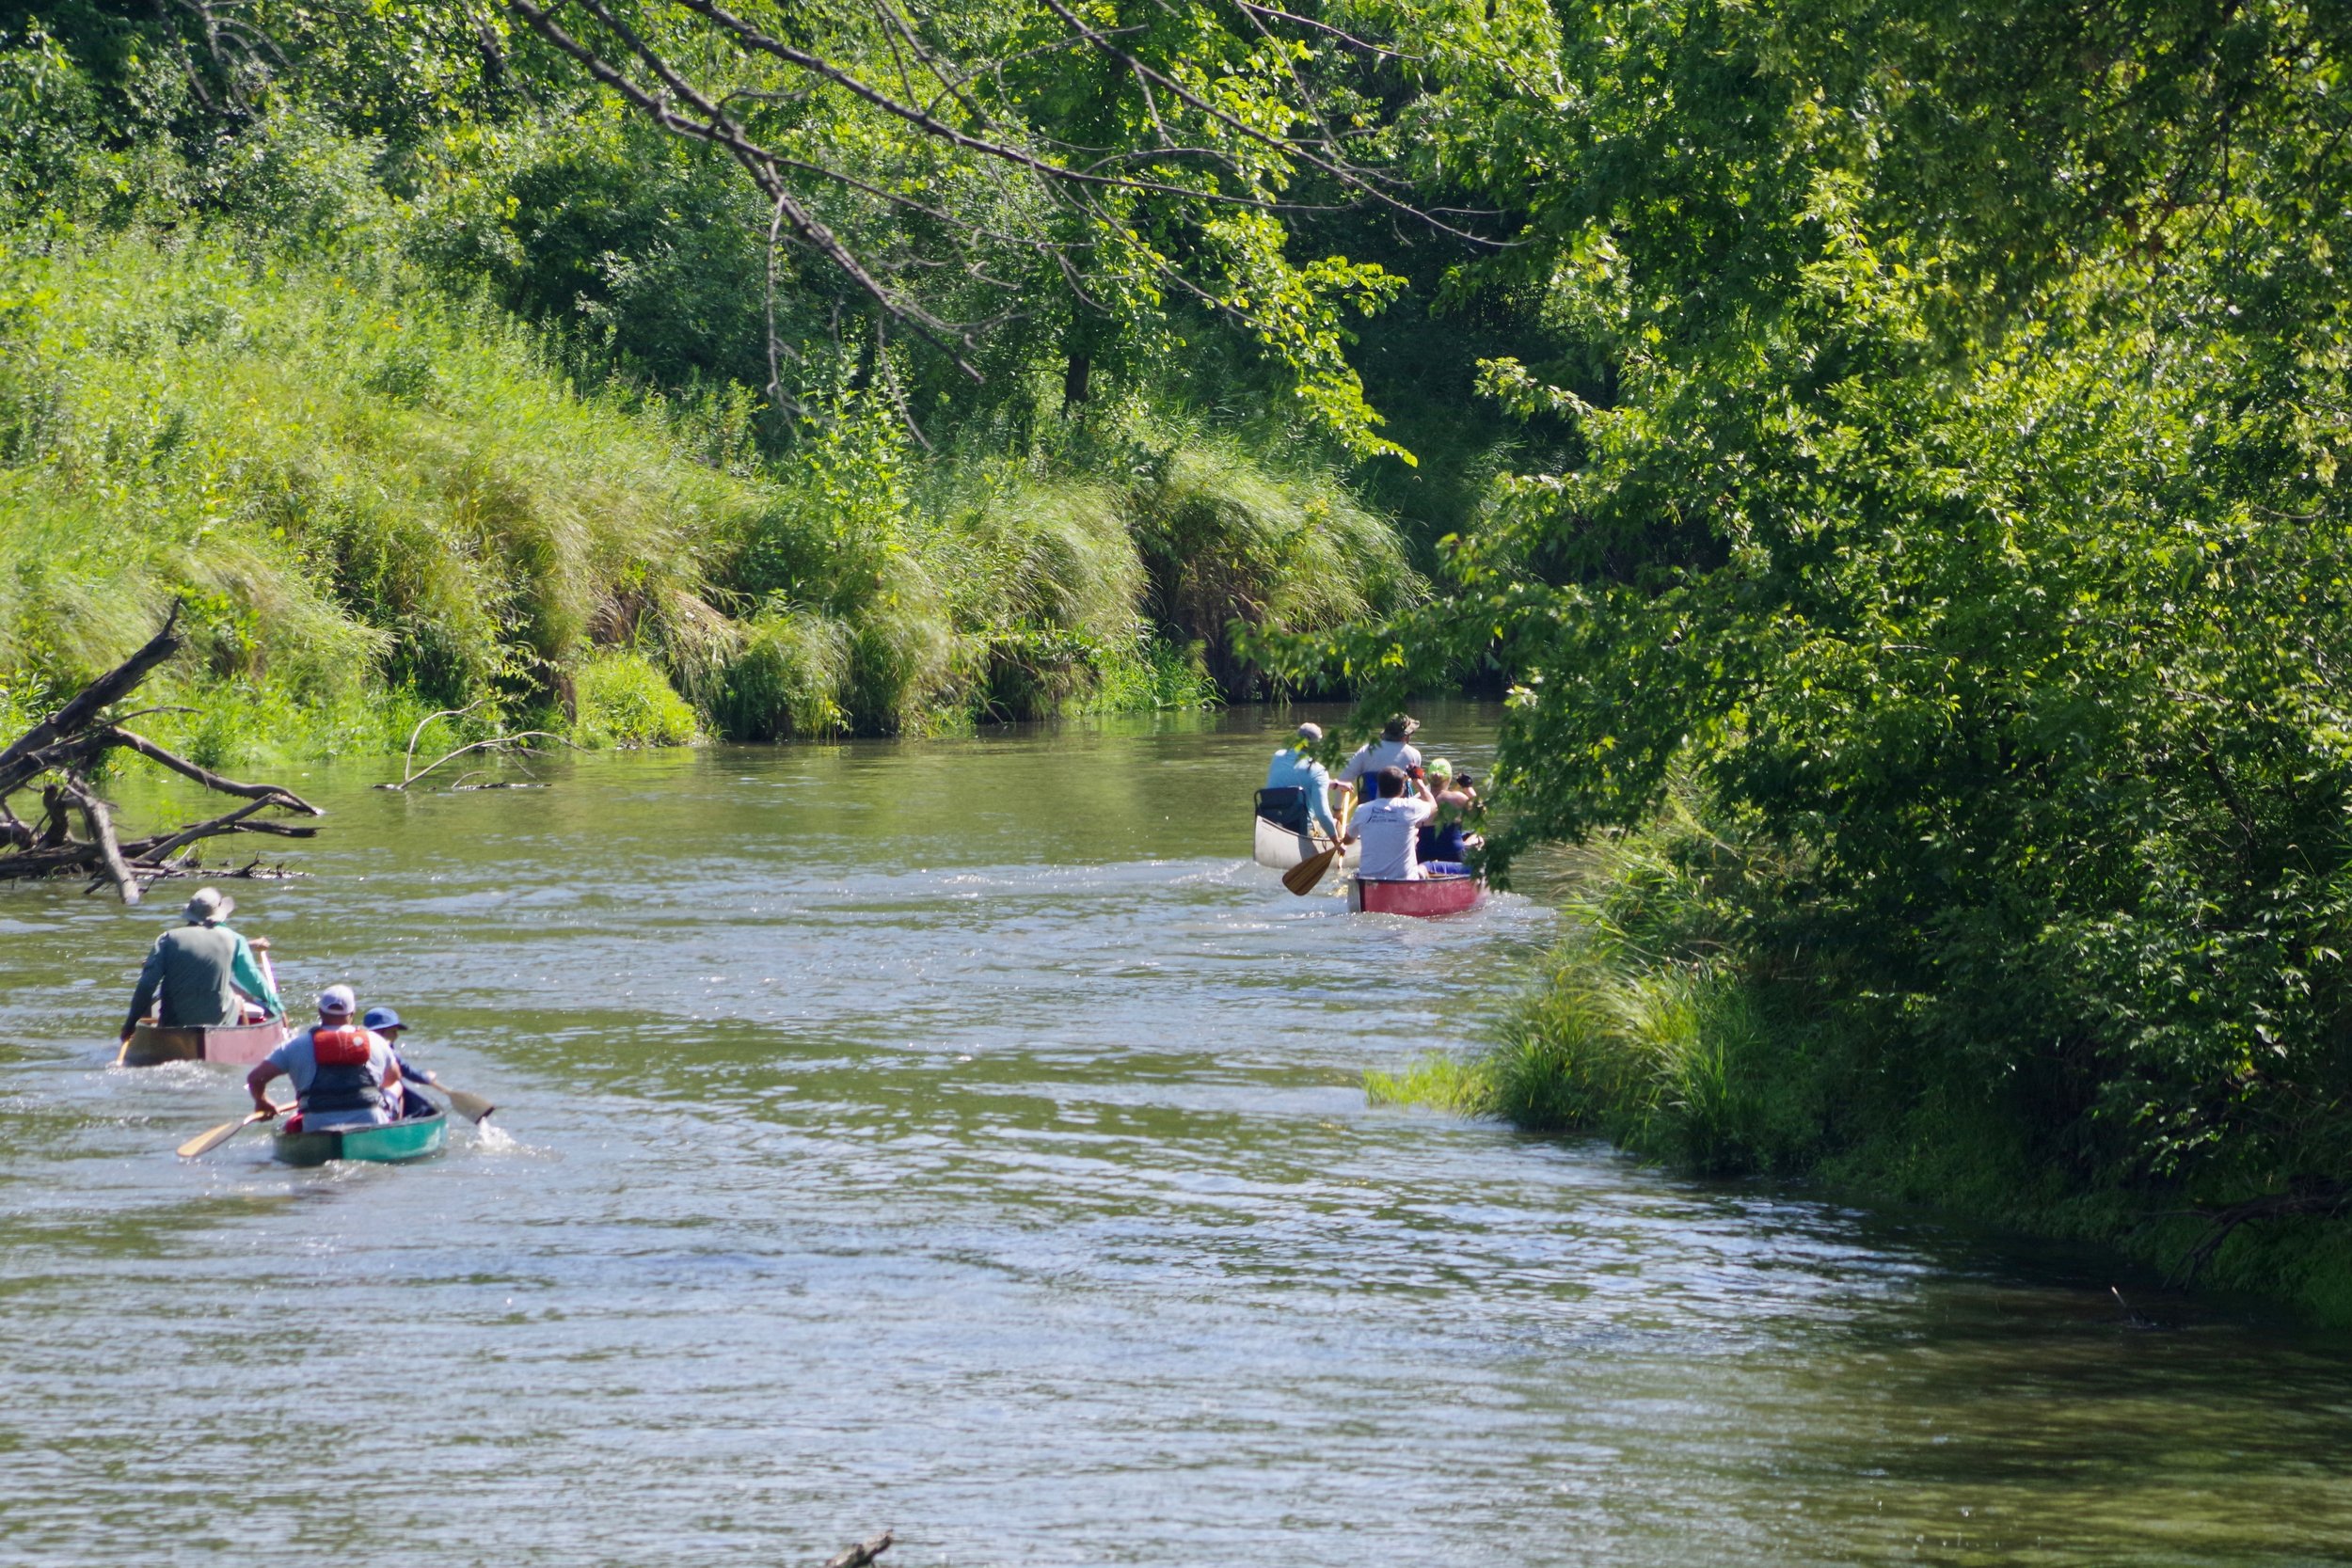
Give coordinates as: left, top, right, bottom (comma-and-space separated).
0, 230, 1418, 768
1374, 791, 2352, 1325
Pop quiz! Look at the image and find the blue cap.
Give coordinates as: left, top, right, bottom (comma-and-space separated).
362, 1006, 403, 1031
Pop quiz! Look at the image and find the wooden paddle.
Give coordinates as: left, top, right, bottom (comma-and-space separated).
1282, 784, 1355, 896
178, 1104, 283, 1159
415, 1076, 496, 1124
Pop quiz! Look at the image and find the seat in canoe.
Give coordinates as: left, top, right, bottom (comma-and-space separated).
272, 1110, 449, 1167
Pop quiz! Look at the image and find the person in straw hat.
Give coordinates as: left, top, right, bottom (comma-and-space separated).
119, 887, 283, 1046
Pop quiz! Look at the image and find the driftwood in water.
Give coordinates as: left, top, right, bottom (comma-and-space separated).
0, 608, 324, 903
377, 698, 572, 790
820, 1531, 893, 1568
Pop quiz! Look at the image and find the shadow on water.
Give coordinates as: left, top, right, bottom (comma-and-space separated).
5, 703, 2352, 1566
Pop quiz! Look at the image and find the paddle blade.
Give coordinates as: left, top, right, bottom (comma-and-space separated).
1283, 840, 1342, 896
434, 1085, 496, 1123
177, 1112, 261, 1159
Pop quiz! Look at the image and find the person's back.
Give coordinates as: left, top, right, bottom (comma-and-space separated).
253, 987, 397, 1132
1261, 722, 1338, 838
1338, 717, 1424, 793
141, 924, 241, 1027
1349, 768, 1435, 880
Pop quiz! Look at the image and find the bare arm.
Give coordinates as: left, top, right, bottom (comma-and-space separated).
246, 1061, 285, 1116
120, 942, 167, 1041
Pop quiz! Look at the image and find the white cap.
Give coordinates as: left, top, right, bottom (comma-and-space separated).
1295, 722, 1324, 741
318, 984, 358, 1017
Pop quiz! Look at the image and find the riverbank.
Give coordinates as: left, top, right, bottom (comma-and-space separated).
0, 230, 1420, 770
1373, 788, 2352, 1327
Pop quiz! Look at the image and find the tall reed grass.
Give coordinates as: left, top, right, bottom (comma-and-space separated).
1369, 786, 1824, 1176
0, 229, 1418, 757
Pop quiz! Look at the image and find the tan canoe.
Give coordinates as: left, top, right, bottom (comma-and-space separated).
122, 1018, 292, 1067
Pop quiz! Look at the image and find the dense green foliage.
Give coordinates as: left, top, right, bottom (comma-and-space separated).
1322, 0, 2352, 1303
0, 0, 1462, 756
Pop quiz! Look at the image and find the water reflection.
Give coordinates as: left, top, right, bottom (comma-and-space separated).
2, 704, 2348, 1566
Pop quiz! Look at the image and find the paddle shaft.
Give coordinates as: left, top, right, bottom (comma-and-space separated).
1281, 784, 1356, 896
177, 1103, 285, 1160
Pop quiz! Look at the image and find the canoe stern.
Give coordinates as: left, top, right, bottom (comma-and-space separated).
1349, 874, 1486, 918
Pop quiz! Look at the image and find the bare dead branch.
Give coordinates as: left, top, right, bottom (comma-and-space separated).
103, 727, 323, 815
380, 732, 576, 791
0, 604, 183, 789
56, 777, 141, 904
820, 1529, 894, 1568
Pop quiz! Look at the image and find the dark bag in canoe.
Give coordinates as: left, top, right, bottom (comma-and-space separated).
1255, 786, 1311, 832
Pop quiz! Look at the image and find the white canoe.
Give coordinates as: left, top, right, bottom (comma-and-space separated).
1253, 814, 1359, 872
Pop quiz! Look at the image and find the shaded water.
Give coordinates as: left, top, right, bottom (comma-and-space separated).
4, 704, 2350, 1566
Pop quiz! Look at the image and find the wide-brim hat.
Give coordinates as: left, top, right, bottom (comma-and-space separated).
183, 886, 233, 923
1382, 715, 1422, 740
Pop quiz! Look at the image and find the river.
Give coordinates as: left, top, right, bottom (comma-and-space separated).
4, 703, 2350, 1566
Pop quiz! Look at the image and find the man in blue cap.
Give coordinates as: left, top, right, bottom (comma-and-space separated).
363, 1006, 446, 1119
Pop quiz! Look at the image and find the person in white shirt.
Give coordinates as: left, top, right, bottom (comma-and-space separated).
1343, 766, 1438, 880
1337, 715, 1422, 799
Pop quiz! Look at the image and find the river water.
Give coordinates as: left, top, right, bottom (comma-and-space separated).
4, 703, 2350, 1567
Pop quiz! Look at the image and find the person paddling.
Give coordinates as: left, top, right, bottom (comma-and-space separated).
1342, 766, 1440, 880
118, 887, 282, 1048
1416, 758, 1485, 864
363, 1006, 445, 1120
1260, 721, 1341, 843
246, 986, 401, 1134
1337, 716, 1424, 800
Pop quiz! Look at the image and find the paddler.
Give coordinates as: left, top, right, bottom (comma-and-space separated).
1261, 721, 1341, 842
1341, 765, 1439, 880
117, 887, 283, 1048
362, 1006, 446, 1120
246, 985, 402, 1133
1336, 715, 1424, 801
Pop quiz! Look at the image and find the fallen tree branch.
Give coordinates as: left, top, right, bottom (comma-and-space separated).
0, 605, 183, 792
0, 608, 324, 900
821, 1530, 893, 1568
103, 727, 323, 816
131, 798, 316, 865
2166, 1180, 2352, 1284
380, 731, 574, 791
56, 777, 141, 905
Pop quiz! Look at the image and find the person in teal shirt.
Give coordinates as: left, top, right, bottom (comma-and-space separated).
1262, 721, 1339, 839
118, 887, 281, 1045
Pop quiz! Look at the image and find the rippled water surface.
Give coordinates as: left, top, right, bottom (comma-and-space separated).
6, 704, 2352, 1567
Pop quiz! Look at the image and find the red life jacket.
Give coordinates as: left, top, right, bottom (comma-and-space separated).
304, 1024, 384, 1117
312, 1025, 373, 1065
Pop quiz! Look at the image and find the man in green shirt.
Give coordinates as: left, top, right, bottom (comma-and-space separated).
118, 888, 282, 1044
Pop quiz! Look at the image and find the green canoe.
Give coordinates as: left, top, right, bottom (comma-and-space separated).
272, 1109, 448, 1167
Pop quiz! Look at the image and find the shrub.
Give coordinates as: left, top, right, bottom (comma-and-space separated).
1129, 438, 1420, 697
571, 651, 697, 748
720, 606, 850, 739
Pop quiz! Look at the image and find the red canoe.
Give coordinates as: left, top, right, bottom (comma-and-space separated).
1349, 874, 1486, 917
120, 1018, 292, 1067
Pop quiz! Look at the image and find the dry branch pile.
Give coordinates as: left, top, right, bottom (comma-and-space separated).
0, 609, 323, 903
